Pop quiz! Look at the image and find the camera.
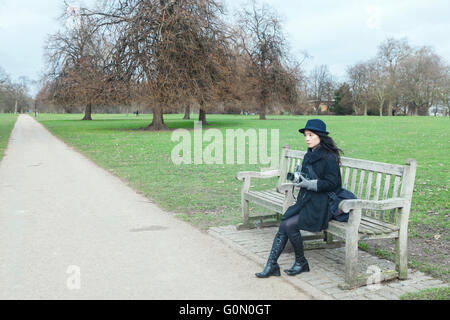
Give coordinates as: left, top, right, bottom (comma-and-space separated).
286, 165, 302, 183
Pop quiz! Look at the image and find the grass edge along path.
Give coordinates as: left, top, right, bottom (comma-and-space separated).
400, 286, 450, 300
0, 113, 18, 161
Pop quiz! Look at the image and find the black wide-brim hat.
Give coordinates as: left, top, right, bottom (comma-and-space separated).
299, 119, 329, 135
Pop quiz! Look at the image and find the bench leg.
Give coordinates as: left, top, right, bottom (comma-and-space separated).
344, 233, 359, 288
242, 198, 249, 225
341, 209, 362, 289
395, 232, 408, 280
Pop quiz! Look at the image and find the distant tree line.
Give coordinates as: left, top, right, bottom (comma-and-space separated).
35, 1, 449, 126
0, 67, 32, 113
345, 38, 450, 116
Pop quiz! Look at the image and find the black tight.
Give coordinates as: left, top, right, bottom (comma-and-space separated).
279, 214, 301, 236
278, 214, 304, 257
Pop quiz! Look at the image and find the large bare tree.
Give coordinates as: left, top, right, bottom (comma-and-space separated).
235, 0, 299, 119
347, 63, 370, 115
82, 0, 232, 130
43, 6, 118, 120
376, 38, 411, 116
398, 46, 446, 116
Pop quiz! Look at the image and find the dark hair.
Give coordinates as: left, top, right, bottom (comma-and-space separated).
314, 131, 344, 165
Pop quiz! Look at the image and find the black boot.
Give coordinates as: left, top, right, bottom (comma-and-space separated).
255, 231, 288, 278
284, 232, 310, 276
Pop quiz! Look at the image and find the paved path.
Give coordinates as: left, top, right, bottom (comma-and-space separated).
0, 115, 310, 299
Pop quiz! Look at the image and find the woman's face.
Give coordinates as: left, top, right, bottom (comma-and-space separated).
304, 130, 321, 149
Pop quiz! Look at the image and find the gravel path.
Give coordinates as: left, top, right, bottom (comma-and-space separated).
0, 115, 310, 300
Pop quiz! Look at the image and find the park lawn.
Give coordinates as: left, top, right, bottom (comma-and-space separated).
37, 113, 449, 230
0, 113, 18, 160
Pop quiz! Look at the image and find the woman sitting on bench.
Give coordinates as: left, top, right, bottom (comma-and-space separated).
256, 119, 343, 278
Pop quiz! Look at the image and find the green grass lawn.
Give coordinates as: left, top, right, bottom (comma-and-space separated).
0, 113, 18, 160
36, 113, 449, 232
400, 286, 449, 300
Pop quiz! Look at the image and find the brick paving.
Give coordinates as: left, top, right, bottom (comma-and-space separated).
208, 225, 448, 300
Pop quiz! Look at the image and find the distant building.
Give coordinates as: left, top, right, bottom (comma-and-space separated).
306, 99, 335, 114
428, 105, 449, 116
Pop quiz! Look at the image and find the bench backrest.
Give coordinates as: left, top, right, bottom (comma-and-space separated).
277, 145, 417, 224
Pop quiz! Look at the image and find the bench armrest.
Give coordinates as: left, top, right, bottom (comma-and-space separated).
339, 198, 407, 213
236, 169, 280, 181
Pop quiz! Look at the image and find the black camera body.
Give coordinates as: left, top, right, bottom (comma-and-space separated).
286, 165, 302, 183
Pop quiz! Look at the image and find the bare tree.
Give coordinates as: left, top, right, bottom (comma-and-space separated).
347, 62, 370, 115
348, 37, 450, 117
235, 0, 298, 119
436, 66, 450, 116
43, 5, 118, 120
82, 0, 232, 130
376, 38, 411, 116
366, 59, 389, 116
0, 67, 32, 113
308, 65, 335, 114
398, 46, 445, 116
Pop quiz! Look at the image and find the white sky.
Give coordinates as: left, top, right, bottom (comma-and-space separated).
1, 0, 449, 97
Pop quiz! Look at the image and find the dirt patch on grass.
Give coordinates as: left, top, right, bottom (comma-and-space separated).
361, 224, 449, 283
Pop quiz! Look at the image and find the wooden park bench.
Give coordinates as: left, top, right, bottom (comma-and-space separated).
236, 144, 417, 289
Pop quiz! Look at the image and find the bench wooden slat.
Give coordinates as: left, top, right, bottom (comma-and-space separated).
343, 166, 350, 189
390, 176, 402, 223
373, 173, 382, 201
382, 174, 391, 220
369, 173, 383, 217
357, 170, 365, 199
362, 216, 399, 231
340, 157, 404, 176
365, 171, 373, 200
285, 150, 405, 176
256, 190, 285, 201
359, 225, 377, 235
383, 174, 391, 200
360, 220, 393, 235
350, 168, 358, 194
244, 191, 284, 213
285, 149, 307, 159
249, 190, 284, 204
327, 219, 377, 236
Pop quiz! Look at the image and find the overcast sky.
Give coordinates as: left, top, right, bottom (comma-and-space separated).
1, 0, 449, 97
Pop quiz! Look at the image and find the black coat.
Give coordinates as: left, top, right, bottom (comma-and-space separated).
282, 145, 342, 232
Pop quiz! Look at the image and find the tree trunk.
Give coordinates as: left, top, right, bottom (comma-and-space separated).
363, 103, 367, 116
144, 106, 169, 131
82, 103, 92, 120
259, 94, 267, 120
198, 108, 208, 125
259, 109, 266, 120
315, 101, 322, 115
183, 103, 191, 119
379, 103, 383, 116
388, 100, 393, 116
